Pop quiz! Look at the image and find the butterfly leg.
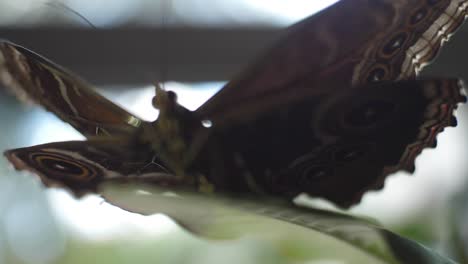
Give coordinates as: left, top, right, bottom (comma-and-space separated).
135, 155, 171, 175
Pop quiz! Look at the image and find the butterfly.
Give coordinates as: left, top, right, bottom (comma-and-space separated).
0, 0, 467, 209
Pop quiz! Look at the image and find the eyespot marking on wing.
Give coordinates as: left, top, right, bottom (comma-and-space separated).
381, 32, 408, 57
409, 7, 428, 25
30, 152, 98, 182
366, 66, 388, 82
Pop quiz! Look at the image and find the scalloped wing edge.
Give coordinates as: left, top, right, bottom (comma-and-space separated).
347, 79, 466, 206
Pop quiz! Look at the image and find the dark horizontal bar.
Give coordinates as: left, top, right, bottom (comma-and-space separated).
0, 25, 467, 86
0, 27, 282, 85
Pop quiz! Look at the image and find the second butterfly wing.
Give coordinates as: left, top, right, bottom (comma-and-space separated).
193, 0, 467, 207
4, 138, 178, 196
196, 0, 467, 124
0, 40, 142, 137
198, 80, 465, 208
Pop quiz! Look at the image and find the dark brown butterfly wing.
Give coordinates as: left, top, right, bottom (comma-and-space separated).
201, 80, 466, 208
192, 0, 467, 207
0, 40, 142, 137
196, 0, 467, 124
3, 139, 178, 196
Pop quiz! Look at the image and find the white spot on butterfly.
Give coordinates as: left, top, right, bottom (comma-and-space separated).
53, 164, 66, 170
201, 119, 213, 128
415, 12, 424, 21
391, 39, 402, 49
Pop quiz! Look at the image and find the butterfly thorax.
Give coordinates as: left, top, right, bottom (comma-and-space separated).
139, 86, 204, 181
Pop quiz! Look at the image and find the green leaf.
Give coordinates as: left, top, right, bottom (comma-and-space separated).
101, 182, 456, 264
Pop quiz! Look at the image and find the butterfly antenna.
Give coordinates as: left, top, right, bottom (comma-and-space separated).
45, 2, 97, 29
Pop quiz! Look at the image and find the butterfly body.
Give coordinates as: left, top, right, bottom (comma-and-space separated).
1, 0, 467, 208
